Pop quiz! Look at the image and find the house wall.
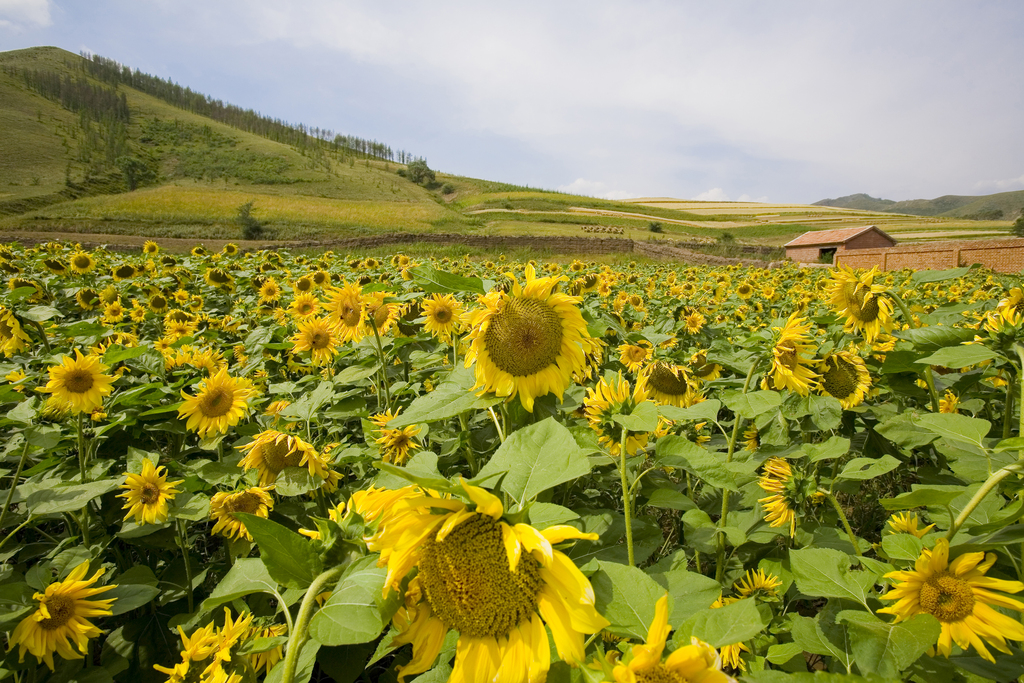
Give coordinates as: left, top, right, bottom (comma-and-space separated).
786, 245, 832, 262
839, 231, 897, 251
836, 237, 1024, 273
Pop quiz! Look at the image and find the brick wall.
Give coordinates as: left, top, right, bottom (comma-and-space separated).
836, 237, 1024, 273
787, 246, 826, 262
842, 231, 896, 250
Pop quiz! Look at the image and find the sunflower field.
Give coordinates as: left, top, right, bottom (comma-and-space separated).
2, 240, 1024, 683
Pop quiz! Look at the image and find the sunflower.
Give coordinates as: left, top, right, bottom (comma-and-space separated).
879, 538, 1024, 662
683, 309, 706, 335
258, 277, 281, 304
827, 265, 894, 342
637, 361, 703, 408
689, 350, 722, 382
68, 252, 96, 274
591, 594, 735, 683
9, 561, 117, 671
209, 486, 275, 541
0, 307, 31, 357
40, 349, 114, 414
204, 267, 235, 292
311, 270, 330, 288
939, 390, 960, 414
375, 423, 422, 465
463, 264, 591, 412
111, 263, 137, 281
289, 292, 320, 318
102, 301, 125, 324
324, 282, 368, 344
617, 341, 651, 373
118, 457, 183, 525
148, 293, 169, 314
421, 293, 463, 343
710, 596, 752, 671
222, 243, 239, 256
365, 291, 404, 335
734, 568, 782, 600
757, 458, 797, 537
43, 257, 67, 275
764, 312, 818, 396
153, 608, 253, 683
178, 368, 255, 438
358, 480, 608, 683
245, 622, 287, 674
996, 287, 1024, 326
290, 316, 340, 366
143, 240, 159, 255
887, 512, 935, 539
743, 426, 760, 452
237, 429, 328, 485
584, 372, 650, 456
736, 282, 754, 299
76, 287, 100, 311
817, 349, 870, 409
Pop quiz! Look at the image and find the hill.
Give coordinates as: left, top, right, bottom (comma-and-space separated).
816, 191, 1024, 220
0, 46, 1015, 254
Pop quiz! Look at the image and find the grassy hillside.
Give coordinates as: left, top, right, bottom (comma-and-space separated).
0, 46, 1016, 254
816, 190, 1024, 220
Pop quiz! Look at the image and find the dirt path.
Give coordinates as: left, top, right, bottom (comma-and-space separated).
0, 230, 305, 252
464, 207, 726, 230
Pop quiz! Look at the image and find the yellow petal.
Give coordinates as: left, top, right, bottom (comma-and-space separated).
460, 478, 504, 519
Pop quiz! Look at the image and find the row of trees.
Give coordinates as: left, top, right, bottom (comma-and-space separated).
79, 52, 413, 163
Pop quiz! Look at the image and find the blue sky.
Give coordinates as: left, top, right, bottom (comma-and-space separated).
2, 0, 1023, 203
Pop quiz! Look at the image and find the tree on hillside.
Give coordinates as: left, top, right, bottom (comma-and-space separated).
406, 159, 436, 185
236, 201, 263, 240
1013, 211, 1024, 238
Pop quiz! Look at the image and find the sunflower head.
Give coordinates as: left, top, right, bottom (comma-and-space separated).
817, 349, 870, 409
118, 457, 183, 525
584, 372, 650, 456
178, 368, 255, 438
40, 349, 115, 414
637, 361, 703, 408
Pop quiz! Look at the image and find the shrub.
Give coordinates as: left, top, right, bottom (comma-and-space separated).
441, 183, 455, 195
236, 200, 263, 240
648, 221, 663, 233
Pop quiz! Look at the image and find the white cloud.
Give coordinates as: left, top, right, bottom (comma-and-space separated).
0, 0, 51, 29
557, 178, 636, 200
974, 175, 1024, 192
692, 188, 731, 201
737, 194, 770, 203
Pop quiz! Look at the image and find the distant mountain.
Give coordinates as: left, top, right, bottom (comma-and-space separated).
815, 191, 1024, 220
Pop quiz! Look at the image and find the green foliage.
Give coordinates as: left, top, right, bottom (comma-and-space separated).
235, 199, 263, 239
648, 221, 663, 233
405, 159, 436, 185
1013, 210, 1024, 237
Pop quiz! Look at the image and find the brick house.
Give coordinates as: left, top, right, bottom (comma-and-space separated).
784, 225, 897, 264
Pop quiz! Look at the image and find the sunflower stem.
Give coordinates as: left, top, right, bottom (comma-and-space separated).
282, 565, 346, 683
716, 362, 756, 583
458, 413, 478, 476
368, 318, 392, 413
947, 459, 1024, 541
487, 406, 505, 443
619, 426, 635, 567
25, 318, 51, 353
177, 519, 194, 613
77, 412, 89, 483
0, 517, 32, 552
0, 439, 31, 533
1004, 372, 1016, 440
820, 489, 862, 556
887, 291, 940, 412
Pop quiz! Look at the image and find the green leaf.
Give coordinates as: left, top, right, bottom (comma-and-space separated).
591, 560, 664, 639
897, 325, 975, 353
837, 611, 941, 680
266, 642, 320, 683
202, 558, 282, 612
308, 556, 388, 646
656, 436, 738, 491
881, 485, 967, 511
106, 583, 161, 616
916, 344, 998, 368
409, 265, 485, 295
334, 365, 381, 385
880, 534, 925, 562
657, 400, 721, 424
912, 265, 974, 283
475, 417, 591, 506
675, 598, 766, 648
789, 615, 854, 673
836, 455, 901, 481
644, 488, 696, 511
274, 468, 321, 497
914, 413, 991, 447
26, 480, 120, 515
235, 514, 322, 589
389, 381, 500, 428
20, 305, 61, 322
789, 548, 873, 608
802, 436, 851, 463
650, 569, 720, 625
171, 493, 210, 522
722, 390, 783, 419
765, 642, 804, 665
102, 344, 150, 365
808, 394, 844, 430
611, 401, 659, 433
993, 436, 1024, 453
280, 381, 337, 422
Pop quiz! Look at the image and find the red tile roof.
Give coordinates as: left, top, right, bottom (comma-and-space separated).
784, 225, 895, 248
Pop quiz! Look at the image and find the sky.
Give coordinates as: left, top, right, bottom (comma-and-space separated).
2, 0, 1023, 204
